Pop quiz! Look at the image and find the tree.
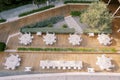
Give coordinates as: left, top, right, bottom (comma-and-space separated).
80, 1, 112, 33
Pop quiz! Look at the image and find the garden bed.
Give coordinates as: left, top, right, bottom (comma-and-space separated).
64, 0, 99, 4
22, 16, 64, 28
18, 47, 117, 53
20, 27, 75, 34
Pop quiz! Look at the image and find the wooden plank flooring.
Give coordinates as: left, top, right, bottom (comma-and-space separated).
7, 33, 120, 50
0, 52, 120, 73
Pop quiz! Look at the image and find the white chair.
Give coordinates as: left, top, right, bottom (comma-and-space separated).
117, 29, 120, 32
57, 66, 61, 69
16, 63, 20, 66
87, 68, 95, 73
52, 66, 56, 69
16, 54, 19, 57
24, 67, 32, 72
78, 67, 81, 70
11, 67, 15, 70
46, 66, 50, 69
36, 32, 42, 36
67, 66, 71, 69
88, 33, 94, 37
41, 66, 45, 69
18, 58, 21, 61
73, 67, 77, 69
62, 66, 66, 70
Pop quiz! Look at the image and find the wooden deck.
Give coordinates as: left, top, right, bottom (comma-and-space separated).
0, 3, 119, 43
5, 3, 120, 50
7, 32, 120, 50
0, 52, 120, 73
0, 2, 120, 74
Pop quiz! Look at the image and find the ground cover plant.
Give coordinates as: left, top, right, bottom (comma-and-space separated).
22, 16, 64, 28
70, 10, 85, 16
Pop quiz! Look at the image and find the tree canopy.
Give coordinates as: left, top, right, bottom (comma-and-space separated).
80, 1, 112, 32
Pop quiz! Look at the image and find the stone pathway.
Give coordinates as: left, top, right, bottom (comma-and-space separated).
65, 16, 83, 34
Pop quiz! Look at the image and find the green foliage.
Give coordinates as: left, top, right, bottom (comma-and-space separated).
83, 28, 112, 34
0, 42, 6, 51
22, 16, 64, 28
100, 48, 117, 53
80, 1, 113, 33
0, 19, 6, 23
20, 27, 75, 34
33, 0, 47, 4
18, 47, 117, 53
62, 24, 68, 28
33, 0, 47, 8
47, 23, 53, 27
19, 5, 55, 17
70, 10, 85, 16
64, 0, 97, 4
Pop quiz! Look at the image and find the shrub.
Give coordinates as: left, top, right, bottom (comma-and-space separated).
71, 10, 85, 16
18, 47, 116, 53
21, 27, 75, 34
0, 42, 6, 51
19, 5, 55, 17
62, 24, 68, 28
0, 19, 6, 23
22, 16, 64, 28
64, 1, 94, 4
47, 23, 53, 27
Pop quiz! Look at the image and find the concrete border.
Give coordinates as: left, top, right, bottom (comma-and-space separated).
0, 72, 120, 79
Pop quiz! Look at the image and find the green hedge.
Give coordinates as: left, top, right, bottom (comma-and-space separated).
0, 42, 6, 51
36, 16, 64, 28
83, 28, 112, 34
64, 1, 95, 4
0, 19, 6, 23
71, 10, 85, 16
23, 16, 64, 28
17, 47, 116, 53
19, 5, 55, 17
21, 27, 75, 34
